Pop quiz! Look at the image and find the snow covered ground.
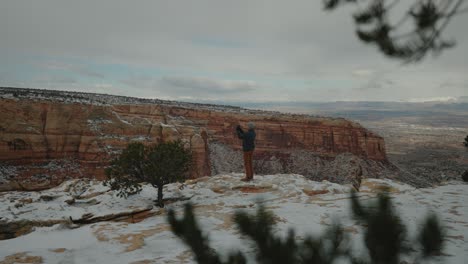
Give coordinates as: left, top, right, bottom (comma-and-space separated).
0, 174, 467, 264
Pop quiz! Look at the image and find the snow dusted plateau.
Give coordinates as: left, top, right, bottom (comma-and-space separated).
0, 174, 467, 264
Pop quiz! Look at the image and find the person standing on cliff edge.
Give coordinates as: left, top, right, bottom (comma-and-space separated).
236, 122, 256, 181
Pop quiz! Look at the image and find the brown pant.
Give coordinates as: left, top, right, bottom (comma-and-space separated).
243, 151, 254, 179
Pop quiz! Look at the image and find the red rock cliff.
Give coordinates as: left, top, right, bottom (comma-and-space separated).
0, 90, 387, 191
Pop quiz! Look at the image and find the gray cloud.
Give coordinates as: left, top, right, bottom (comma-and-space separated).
1, 0, 467, 101
160, 76, 256, 94
35, 75, 77, 85
40, 61, 104, 79
121, 75, 259, 100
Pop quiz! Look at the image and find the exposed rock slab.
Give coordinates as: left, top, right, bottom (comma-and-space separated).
0, 179, 159, 240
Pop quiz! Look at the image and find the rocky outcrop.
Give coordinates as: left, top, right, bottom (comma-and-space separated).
0, 88, 388, 191
0, 219, 63, 240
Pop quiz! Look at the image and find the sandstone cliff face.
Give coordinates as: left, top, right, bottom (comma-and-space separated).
0, 89, 388, 191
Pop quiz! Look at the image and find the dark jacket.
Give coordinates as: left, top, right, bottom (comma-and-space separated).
236, 126, 256, 152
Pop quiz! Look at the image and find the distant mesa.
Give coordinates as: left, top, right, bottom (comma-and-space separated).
0, 87, 391, 191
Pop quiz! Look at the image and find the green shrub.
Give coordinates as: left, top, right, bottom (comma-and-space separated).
105, 141, 191, 207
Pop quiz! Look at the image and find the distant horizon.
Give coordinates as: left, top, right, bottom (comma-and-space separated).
2, 86, 467, 105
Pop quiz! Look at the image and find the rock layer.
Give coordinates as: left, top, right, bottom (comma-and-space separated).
0, 88, 388, 191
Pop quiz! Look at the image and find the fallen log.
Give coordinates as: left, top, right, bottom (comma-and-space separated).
70, 206, 155, 224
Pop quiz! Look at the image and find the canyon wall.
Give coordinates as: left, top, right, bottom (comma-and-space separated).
0, 89, 388, 191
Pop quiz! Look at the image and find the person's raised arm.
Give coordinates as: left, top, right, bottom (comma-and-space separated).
236, 125, 244, 139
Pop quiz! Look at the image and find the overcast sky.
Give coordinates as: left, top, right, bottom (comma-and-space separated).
1, 0, 467, 102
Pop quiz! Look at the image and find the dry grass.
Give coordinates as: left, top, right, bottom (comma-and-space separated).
92, 222, 172, 252
0, 253, 43, 264
49, 248, 67, 253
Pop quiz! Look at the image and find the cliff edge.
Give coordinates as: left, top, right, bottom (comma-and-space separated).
0, 88, 390, 191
